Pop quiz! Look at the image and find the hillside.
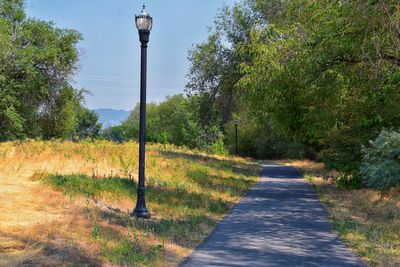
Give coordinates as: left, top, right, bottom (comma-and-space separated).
94, 109, 130, 129
0, 141, 259, 266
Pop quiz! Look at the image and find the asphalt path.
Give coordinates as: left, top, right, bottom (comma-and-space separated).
181, 163, 363, 267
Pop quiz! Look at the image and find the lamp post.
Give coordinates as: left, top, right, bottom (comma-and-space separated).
234, 121, 239, 156
133, 5, 152, 219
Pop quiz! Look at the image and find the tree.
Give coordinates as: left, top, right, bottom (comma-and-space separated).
102, 125, 126, 143
118, 95, 203, 148
76, 107, 102, 139
0, 0, 100, 141
186, 0, 400, 179
40, 87, 79, 139
239, 0, 400, 173
185, 3, 261, 147
185, 1, 302, 156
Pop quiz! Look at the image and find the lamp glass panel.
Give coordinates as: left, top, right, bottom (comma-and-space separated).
136, 17, 152, 31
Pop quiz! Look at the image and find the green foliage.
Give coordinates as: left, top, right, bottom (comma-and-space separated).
0, 0, 99, 141
105, 95, 211, 148
41, 87, 78, 139
334, 175, 365, 190
242, 0, 400, 172
225, 115, 312, 159
208, 136, 227, 156
76, 107, 102, 139
42, 174, 135, 199
0, 0, 25, 23
360, 129, 400, 190
186, 0, 400, 172
102, 125, 126, 143
185, 1, 317, 160
184, 4, 255, 147
91, 220, 101, 239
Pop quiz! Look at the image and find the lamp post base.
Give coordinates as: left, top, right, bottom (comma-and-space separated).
133, 208, 151, 219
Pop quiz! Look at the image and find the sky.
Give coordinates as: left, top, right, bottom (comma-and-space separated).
25, 0, 236, 111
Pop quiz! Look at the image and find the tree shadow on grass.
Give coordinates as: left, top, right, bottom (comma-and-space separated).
186, 169, 254, 195
97, 207, 216, 249
0, 231, 101, 266
147, 185, 229, 214
92, 182, 232, 249
158, 150, 259, 178
39, 172, 240, 254
44, 173, 231, 215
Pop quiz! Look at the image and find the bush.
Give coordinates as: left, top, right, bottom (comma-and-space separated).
334, 174, 365, 189
360, 129, 400, 190
208, 137, 227, 155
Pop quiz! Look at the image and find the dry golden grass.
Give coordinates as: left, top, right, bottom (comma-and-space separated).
277, 159, 400, 267
0, 140, 259, 266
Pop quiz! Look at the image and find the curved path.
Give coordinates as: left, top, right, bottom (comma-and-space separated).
181, 164, 363, 267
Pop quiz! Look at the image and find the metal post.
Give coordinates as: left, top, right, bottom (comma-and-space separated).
134, 30, 150, 219
235, 123, 238, 156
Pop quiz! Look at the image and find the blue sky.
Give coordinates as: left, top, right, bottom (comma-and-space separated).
25, 0, 236, 110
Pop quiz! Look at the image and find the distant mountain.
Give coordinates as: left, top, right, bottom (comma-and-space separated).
94, 109, 130, 129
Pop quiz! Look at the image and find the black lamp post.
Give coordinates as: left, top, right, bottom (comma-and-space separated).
133, 5, 152, 219
233, 120, 239, 156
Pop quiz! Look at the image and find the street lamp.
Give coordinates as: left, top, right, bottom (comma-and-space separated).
133, 5, 153, 219
234, 120, 239, 156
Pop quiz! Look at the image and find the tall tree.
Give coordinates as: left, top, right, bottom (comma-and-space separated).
186, 2, 264, 147
0, 0, 100, 140
240, 0, 400, 172
187, 0, 400, 174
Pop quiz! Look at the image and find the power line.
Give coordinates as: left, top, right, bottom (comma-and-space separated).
74, 75, 185, 83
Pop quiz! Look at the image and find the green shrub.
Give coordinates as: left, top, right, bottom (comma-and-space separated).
208, 137, 227, 155
360, 129, 400, 190
334, 174, 364, 189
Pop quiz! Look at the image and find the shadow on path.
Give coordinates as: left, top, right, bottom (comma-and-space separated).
181, 164, 364, 267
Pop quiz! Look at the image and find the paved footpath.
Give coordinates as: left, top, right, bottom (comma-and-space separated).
181, 164, 363, 267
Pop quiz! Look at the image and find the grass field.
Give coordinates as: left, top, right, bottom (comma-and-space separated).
277, 160, 400, 267
0, 140, 260, 266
